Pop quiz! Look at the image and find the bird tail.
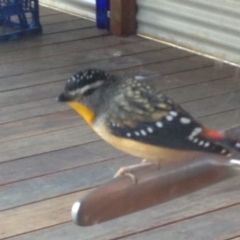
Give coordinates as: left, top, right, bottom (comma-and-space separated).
221, 138, 240, 167
221, 138, 240, 152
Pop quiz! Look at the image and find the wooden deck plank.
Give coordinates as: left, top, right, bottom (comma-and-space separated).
0, 35, 141, 64
0, 28, 109, 53
117, 54, 214, 80
0, 140, 125, 185
0, 56, 231, 124
0, 81, 66, 108
38, 13, 80, 25
0, 53, 201, 109
0, 110, 82, 143
0, 124, 100, 163
0, 50, 193, 111
0, 40, 169, 79
165, 76, 240, 104
43, 19, 95, 35
2, 64, 236, 110
199, 108, 240, 131
0, 155, 139, 210
121, 205, 240, 240
148, 64, 236, 91
40, 6, 62, 16
0, 99, 69, 125
0, 190, 92, 239
183, 91, 240, 119
4, 174, 240, 240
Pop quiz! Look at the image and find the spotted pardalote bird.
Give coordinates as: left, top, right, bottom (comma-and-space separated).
58, 69, 240, 179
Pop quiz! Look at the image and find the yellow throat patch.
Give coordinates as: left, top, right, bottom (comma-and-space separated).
68, 101, 95, 125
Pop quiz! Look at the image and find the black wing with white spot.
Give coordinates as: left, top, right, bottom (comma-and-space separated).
107, 78, 231, 156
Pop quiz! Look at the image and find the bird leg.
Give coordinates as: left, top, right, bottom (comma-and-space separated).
114, 159, 155, 184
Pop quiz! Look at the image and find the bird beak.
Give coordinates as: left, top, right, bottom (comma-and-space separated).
57, 92, 69, 102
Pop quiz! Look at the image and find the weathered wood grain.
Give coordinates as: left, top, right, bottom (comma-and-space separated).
37, 13, 80, 25
43, 19, 95, 35
0, 81, 66, 108
117, 54, 214, 79
121, 204, 240, 240
0, 155, 139, 210
165, 76, 240, 104
0, 35, 141, 65
149, 63, 237, 91
0, 35, 141, 64
0, 190, 92, 239
199, 108, 240, 131
0, 125, 99, 163
0, 55, 216, 123
0, 40, 169, 79
0, 49, 193, 109
0, 140, 125, 185
0, 98, 69, 125
4, 174, 240, 240
0, 28, 109, 54
39, 6, 62, 16
0, 110, 83, 143
182, 91, 240, 118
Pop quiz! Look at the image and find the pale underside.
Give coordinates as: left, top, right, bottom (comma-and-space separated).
93, 122, 201, 164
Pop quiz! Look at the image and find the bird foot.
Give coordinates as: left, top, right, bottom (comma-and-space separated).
114, 160, 154, 184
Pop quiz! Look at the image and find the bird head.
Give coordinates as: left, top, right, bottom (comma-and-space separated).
58, 69, 111, 103
58, 69, 114, 125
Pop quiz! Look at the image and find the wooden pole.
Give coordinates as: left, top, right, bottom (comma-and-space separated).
71, 152, 238, 226
110, 0, 136, 36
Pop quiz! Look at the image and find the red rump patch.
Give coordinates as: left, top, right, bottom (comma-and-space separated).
202, 128, 224, 139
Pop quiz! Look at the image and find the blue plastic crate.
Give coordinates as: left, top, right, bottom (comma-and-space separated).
0, 0, 42, 41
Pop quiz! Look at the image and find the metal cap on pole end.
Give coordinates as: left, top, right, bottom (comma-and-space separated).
71, 201, 81, 226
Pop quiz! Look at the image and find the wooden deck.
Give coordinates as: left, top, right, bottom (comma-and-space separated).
0, 6, 240, 240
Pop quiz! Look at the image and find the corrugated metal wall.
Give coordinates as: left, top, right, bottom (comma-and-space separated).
40, 0, 95, 20
40, 0, 240, 64
136, 0, 240, 65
